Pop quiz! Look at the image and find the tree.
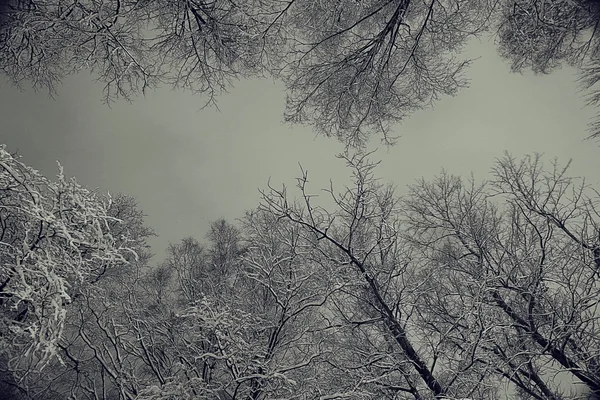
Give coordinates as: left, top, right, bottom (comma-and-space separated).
0, 0, 500, 146
2, 192, 155, 400
259, 150, 600, 399
135, 215, 337, 400
236, 209, 340, 399
495, 0, 599, 74
0, 0, 275, 104
259, 152, 482, 399
34, 212, 336, 400
5, 146, 600, 399
0, 145, 139, 372
494, 0, 600, 138
275, 0, 496, 146
7, 0, 600, 146
402, 153, 600, 399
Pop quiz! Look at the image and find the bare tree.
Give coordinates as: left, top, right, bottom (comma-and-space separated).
495, 0, 599, 74
257, 150, 600, 399
236, 209, 340, 399
0, 0, 505, 146
0, 145, 138, 373
275, 0, 497, 146
4, 192, 155, 400
493, 0, 600, 139
0, 0, 276, 104
402, 153, 600, 399
258, 152, 490, 398
36, 212, 337, 400
0, 0, 158, 101
7, 0, 600, 145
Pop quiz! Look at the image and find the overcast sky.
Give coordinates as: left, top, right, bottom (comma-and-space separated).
1, 37, 599, 265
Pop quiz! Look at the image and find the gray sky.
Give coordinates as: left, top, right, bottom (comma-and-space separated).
1, 37, 599, 265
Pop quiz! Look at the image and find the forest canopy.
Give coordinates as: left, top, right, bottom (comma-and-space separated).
1, 0, 600, 145
2, 0, 600, 398
2, 148, 600, 399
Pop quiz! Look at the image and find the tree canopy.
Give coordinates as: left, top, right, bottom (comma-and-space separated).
3, 148, 600, 399
2, 0, 600, 398
2, 0, 600, 145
